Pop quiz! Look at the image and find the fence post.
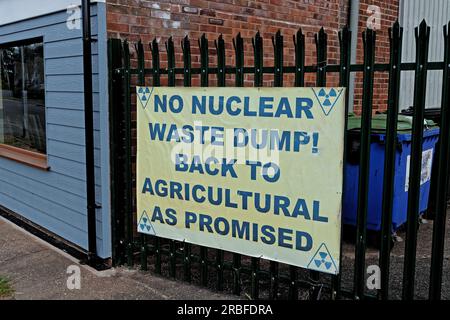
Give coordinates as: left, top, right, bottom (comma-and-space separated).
149, 38, 162, 274
136, 40, 148, 271
379, 21, 403, 300
122, 40, 134, 268
108, 38, 125, 266
354, 28, 376, 300
429, 22, 450, 301
403, 20, 430, 300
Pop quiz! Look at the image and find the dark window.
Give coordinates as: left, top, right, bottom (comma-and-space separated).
0, 39, 46, 154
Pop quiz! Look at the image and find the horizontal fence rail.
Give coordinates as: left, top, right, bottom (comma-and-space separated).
108, 20, 449, 300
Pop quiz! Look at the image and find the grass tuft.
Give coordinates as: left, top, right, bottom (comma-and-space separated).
0, 277, 13, 298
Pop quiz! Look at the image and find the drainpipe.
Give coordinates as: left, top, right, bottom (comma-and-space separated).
81, 0, 99, 264
348, 0, 360, 112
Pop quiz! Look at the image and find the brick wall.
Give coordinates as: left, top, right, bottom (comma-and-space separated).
353, 0, 400, 112
106, 0, 399, 108
107, 0, 349, 87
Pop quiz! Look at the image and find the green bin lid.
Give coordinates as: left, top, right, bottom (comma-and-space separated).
347, 112, 438, 133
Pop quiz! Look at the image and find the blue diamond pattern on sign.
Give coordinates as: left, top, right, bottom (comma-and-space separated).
312, 87, 344, 116
307, 243, 338, 274
137, 210, 156, 235
137, 87, 153, 109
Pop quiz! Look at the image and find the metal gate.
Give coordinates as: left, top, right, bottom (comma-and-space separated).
108, 20, 449, 300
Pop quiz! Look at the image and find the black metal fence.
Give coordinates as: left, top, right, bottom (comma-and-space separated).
108, 20, 449, 300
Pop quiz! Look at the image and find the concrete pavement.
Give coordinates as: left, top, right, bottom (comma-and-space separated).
1, 210, 449, 300
0, 217, 233, 300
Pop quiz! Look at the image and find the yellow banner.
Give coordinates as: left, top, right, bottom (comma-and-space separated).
136, 87, 345, 274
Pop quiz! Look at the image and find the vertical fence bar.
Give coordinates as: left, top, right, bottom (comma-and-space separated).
268, 30, 279, 300
294, 28, 305, 87
181, 35, 192, 283
339, 26, 352, 111
275, 30, 298, 300
429, 22, 450, 301
288, 267, 298, 300
232, 33, 244, 297
234, 33, 244, 89
199, 34, 209, 287
166, 37, 176, 86
379, 21, 403, 300
182, 36, 192, 87
315, 27, 327, 86
215, 35, 243, 295
151, 38, 161, 87
136, 40, 145, 87
213, 180, 224, 287
250, 257, 260, 300
214, 205, 225, 289
165, 36, 177, 278
267, 150, 279, 293
403, 20, 430, 300
108, 38, 125, 266
150, 38, 162, 274
122, 40, 134, 267
273, 30, 283, 87
250, 31, 262, 299
136, 40, 148, 271
216, 35, 226, 87
291, 28, 306, 300
199, 34, 209, 87
310, 27, 328, 299
253, 32, 263, 87
332, 25, 352, 300
353, 28, 376, 299
215, 34, 226, 291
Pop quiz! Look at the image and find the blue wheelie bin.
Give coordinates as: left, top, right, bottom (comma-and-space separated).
343, 114, 440, 231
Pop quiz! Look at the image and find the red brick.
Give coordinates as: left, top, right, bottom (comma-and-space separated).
106, 0, 400, 114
